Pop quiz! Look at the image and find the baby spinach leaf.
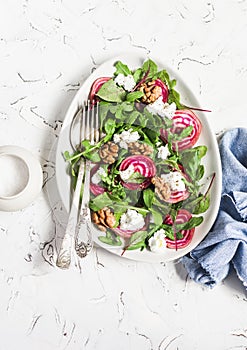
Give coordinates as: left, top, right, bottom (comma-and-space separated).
143, 188, 154, 209
129, 230, 148, 245
168, 88, 183, 109
123, 231, 148, 251
150, 208, 163, 226
173, 126, 193, 141
90, 193, 114, 211
126, 91, 144, 102
96, 79, 126, 102
175, 216, 203, 231
193, 193, 210, 214
125, 172, 146, 184
98, 231, 122, 246
133, 68, 143, 83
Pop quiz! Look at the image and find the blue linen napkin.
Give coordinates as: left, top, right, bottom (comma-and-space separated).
181, 128, 247, 289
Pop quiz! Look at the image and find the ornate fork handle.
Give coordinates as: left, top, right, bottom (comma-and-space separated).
56, 159, 85, 269
75, 207, 92, 258
75, 159, 93, 258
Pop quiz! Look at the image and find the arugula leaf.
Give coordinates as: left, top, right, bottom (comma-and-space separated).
96, 79, 126, 102
64, 150, 70, 161
114, 61, 132, 76
104, 118, 116, 135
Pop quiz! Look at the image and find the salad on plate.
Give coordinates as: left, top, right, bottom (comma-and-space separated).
64, 59, 215, 255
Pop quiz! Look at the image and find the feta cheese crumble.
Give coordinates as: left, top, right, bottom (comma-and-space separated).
146, 96, 176, 119
91, 167, 107, 185
157, 144, 170, 160
161, 171, 186, 192
120, 209, 145, 231
113, 129, 140, 149
114, 73, 136, 92
148, 229, 167, 253
119, 163, 135, 181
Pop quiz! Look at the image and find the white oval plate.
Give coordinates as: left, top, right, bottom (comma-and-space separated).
56, 54, 222, 263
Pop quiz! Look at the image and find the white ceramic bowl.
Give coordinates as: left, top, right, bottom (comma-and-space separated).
0, 145, 43, 211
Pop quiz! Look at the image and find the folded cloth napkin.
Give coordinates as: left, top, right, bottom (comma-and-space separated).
181, 128, 247, 289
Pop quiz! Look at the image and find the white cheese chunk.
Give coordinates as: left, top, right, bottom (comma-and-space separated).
120, 209, 145, 231
157, 144, 170, 160
113, 129, 140, 149
146, 96, 176, 119
115, 73, 136, 92
119, 164, 135, 181
161, 171, 186, 192
148, 229, 167, 253
91, 167, 107, 185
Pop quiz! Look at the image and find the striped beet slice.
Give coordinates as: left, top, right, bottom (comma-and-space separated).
154, 79, 169, 103
161, 109, 202, 151
166, 188, 189, 203
164, 209, 195, 249
89, 77, 111, 104
119, 155, 156, 190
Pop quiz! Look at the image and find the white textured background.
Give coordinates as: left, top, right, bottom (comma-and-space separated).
0, 1, 247, 349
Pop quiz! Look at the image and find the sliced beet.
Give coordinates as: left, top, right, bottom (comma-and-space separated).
154, 79, 169, 103
119, 155, 156, 190
164, 209, 195, 249
161, 109, 202, 151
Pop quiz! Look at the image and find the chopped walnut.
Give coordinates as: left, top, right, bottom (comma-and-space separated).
99, 142, 119, 164
92, 207, 116, 232
151, 176, 171, 201
138, 80, 162, 104
128, 142, 153, 156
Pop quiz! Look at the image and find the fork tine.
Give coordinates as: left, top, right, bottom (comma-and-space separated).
81, 101, 86, 145
85, 100, 90, 142
95, 102, 100, 143
90, 101, 95, 145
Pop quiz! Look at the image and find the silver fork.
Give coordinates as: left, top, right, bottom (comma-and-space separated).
74, 102, 99, 258
56, 101, 99, 268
